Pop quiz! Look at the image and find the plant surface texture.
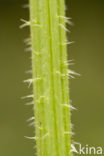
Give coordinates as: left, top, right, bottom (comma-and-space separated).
29, 0, 73, 155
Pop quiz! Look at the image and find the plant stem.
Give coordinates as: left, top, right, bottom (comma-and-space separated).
29, 0, 73, 155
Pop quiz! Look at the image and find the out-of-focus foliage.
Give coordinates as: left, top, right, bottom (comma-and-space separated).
0, 0, 104, 156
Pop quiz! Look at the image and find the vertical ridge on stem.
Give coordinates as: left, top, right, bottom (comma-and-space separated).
29, 0, 73, 155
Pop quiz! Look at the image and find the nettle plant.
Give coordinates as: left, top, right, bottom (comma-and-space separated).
22, 0, 78, 156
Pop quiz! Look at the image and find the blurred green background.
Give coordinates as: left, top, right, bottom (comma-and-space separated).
0, 0, 104, 155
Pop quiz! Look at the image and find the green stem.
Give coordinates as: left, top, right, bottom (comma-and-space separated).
29, 0, 73, 155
